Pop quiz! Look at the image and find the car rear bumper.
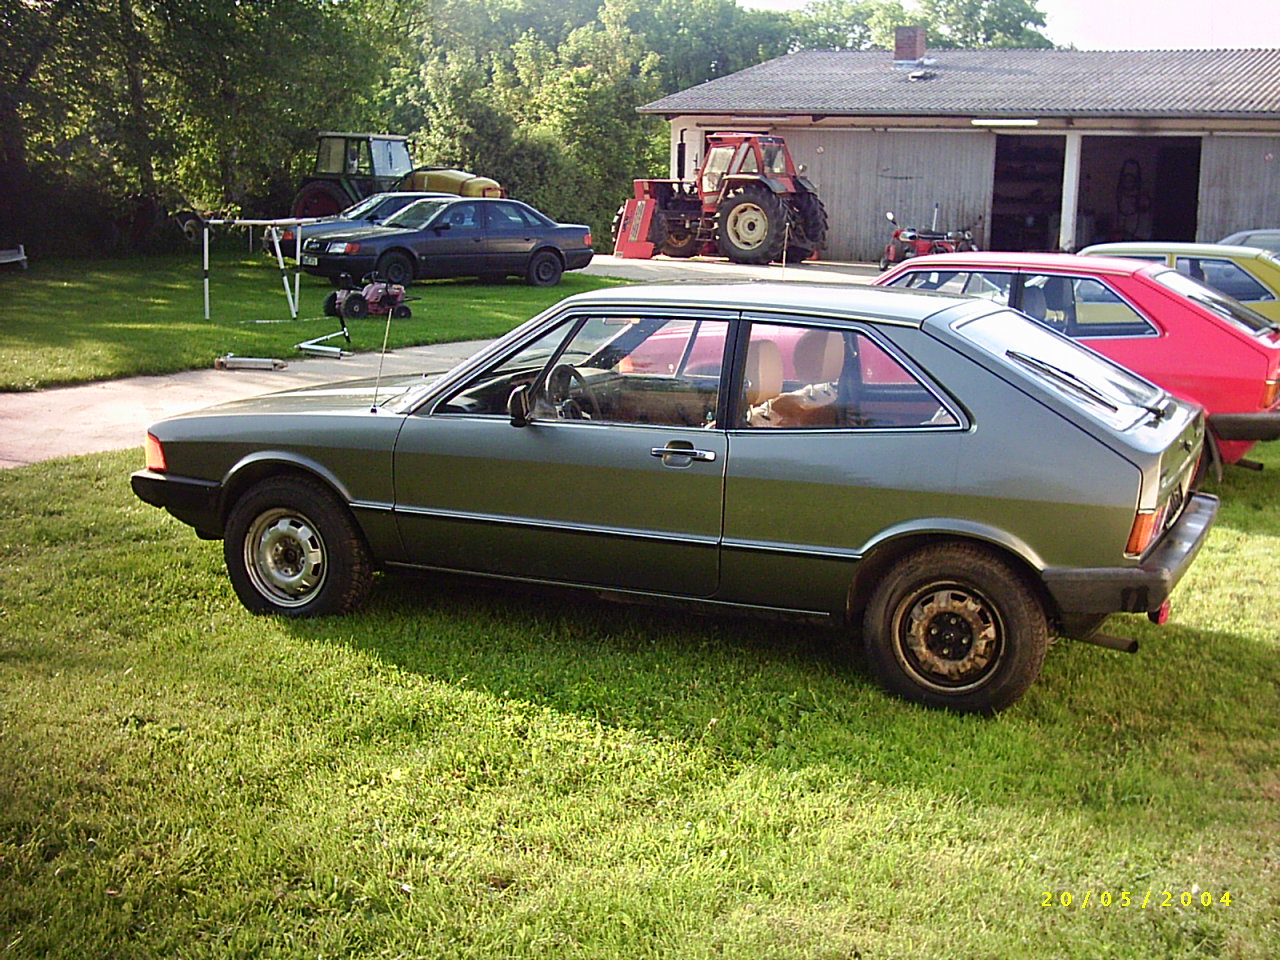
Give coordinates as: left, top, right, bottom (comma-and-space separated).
131, 470, 223, 539
565, 250, 594, 270
1041, 492, 1218, 625
1207, 411, 1280, 442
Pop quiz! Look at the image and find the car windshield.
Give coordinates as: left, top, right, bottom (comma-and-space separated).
1151, 268, 1280, 335
384, 199, 451, 229
953, 309, 1166, 430
340, 194, 388, 220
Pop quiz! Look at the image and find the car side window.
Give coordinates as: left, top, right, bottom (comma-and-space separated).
538, 317, 728, 427
435, 316, 729, 428
444, 202, 482, 232
892, 270, 1012, 304
739, 323, 958, 430
489, 202, 531, 229
435, 321, 577, 416
1021, 274, 1156, 338
1175, 257, 1273, 302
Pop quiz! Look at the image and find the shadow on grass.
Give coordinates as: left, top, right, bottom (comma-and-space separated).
294, 562, 1279, 832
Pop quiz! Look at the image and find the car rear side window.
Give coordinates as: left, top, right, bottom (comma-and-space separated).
1021, 274, 1156, 338
739, 323, 958, 430
1174, 257, 1274, 303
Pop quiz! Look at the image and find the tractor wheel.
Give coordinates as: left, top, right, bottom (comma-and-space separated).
716, 184, 788, 264
660, 222, 701, 258
292, 181, 348, 220
783, 191, 829, 262
322, 291, 340, 317
390, 303, 412, 319
376, 251, 413, 286
342, 294, 368, 319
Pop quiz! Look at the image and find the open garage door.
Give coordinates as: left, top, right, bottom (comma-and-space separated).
991, 134, 1201, 251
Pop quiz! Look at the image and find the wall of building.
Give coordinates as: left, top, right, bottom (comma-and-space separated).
1198, 136, 1280, 241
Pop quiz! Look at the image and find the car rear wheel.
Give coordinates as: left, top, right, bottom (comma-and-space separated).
862, 543, 1049, 713
224, 476, 373, 617
527, 249, 563, 286
376, 251, 413, 286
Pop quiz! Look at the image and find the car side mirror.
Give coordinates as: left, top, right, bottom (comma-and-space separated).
507, 384, 533, 427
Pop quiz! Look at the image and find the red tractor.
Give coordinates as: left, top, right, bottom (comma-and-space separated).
613, 133, 828, 265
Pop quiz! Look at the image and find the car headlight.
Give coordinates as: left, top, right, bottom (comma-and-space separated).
326, 241, 361, 254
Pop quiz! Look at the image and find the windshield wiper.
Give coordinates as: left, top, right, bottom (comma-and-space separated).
1006, 350, 1121, 413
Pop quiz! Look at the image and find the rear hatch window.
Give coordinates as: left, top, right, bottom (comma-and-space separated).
953, 309, 1168, 431
1152, 268, 1280, 338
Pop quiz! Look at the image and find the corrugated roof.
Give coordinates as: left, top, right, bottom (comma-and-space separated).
639, 48, 1280, 119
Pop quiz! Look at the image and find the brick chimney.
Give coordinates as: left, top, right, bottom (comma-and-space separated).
894, 25, 927, 64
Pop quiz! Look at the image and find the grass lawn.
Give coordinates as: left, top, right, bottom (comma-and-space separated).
0, 247, 620, 391
1, 445, 1278, 958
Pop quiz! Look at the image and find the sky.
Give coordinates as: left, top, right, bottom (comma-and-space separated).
741, 0, 1280, 50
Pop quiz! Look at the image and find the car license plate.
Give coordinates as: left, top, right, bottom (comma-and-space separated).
301, 254, 318, 266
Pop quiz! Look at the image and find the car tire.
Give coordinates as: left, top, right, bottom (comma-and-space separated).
526, 249, 563, 286
862, 543, 1049, 713
322, 291, 340, 317
376, 251, 413, 286
342, 294, 368, 319
224, 475, 374, 617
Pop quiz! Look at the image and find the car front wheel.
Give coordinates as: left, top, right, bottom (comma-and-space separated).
862, 544, 1048, 713
224, 476, 373, 617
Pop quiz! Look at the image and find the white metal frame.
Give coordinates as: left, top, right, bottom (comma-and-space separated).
201, 218, 321, 320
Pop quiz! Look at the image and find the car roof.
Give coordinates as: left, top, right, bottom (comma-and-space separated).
1079, 241, 1272, 259
548, 280, 992, 327
882, 251, 1159, 277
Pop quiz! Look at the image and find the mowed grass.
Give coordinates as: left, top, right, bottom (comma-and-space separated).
1, 448, 1278, 958
0, 248, 619, 391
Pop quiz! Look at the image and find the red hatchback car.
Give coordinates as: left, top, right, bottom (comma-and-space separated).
877, 252, 1280, 467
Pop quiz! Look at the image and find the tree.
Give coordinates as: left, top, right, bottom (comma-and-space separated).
789, 0, 912, 52
919, 0, 1052, 48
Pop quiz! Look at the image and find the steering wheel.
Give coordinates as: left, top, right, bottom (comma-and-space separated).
546, 364, 601, 420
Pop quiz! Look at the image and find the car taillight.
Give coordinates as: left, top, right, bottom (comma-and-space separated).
1125, 510, 1159, 557
145, 432, 166, 472
584, 231, 593, 248
1265, 378, 1280, 409
282, 229, 294, 244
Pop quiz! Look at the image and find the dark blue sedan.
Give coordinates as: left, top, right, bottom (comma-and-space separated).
299, 197, 594, 286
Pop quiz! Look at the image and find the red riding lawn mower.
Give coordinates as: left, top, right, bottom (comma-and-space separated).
613, 132, 828, 265
323, 273, 415, 321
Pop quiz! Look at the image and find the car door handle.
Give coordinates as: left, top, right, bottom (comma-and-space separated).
650, 445, 716, 463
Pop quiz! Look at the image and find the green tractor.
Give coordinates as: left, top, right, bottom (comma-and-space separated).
291, 132, 503, 219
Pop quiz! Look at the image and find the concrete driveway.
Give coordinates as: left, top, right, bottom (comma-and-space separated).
0, 255, 875, 468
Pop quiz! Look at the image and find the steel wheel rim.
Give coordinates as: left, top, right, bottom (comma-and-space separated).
243, 507, 327, 607
534, 256, 557, 282
725, 203, 768, 250
891, 581, 1003, 692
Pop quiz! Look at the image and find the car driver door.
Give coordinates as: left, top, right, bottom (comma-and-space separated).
391, 310, 733, 596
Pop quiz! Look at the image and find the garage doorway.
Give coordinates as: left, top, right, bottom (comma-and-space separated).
991, 134, 1202, 251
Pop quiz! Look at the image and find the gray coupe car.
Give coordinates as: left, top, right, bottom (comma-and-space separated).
132, 283, 1217, 712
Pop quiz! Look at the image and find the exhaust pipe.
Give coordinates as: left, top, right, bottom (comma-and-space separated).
1078, 632, 1139, 654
